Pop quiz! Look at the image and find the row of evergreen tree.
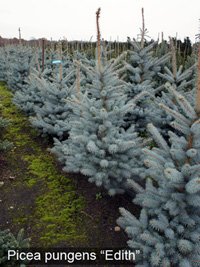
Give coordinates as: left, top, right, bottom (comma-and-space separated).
0, 10, 200, 266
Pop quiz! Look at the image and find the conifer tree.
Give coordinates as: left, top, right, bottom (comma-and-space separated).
13, 45, 75, 116
11, 43, 77, 137
117, 48, 200, 266
6, 45, 33, 92
0, 47, 7, 81
119, 9, 170, 133
73, 50, 96, 88
13, 67, 46, 116
29, 64, 76, 138
156, 38, 197, 136
158, 38, 196, 93
154, 33, 169, 58
51, 8, 145, 195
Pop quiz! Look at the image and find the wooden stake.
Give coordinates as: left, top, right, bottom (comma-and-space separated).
36, 54, 41, 76
42, 38, 45, 72
96, 8, 101, 70
18, 27, 22, 45
161, 32, 164, 42
195, 45, 200, 115
117, 36, 119, 57
169, 37, 177, 78
58, 42, 63, 82
141, 8, 145, 49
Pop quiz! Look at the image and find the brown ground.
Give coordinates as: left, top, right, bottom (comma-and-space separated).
0, 137, 140, 267
0, 82, 140, 266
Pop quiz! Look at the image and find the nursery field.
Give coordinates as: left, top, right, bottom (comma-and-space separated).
0, 7, 200, 267
0, 81, 137, 248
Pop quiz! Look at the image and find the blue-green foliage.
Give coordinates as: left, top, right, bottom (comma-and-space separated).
156, 43, 196, 125
158, 64, 196, 92
151, 51, 197, 143
51, 51, 145, 195
13, 68, 45, 115
5, 45, 33, 92
118, 83, 200, 266
154, 63, 196, 136
123, 40, 169, 87
0, 47, 7, 81
73, 51, 95, 87
0, 228, 30, 266
185, 52, 197, 71
29, 66, 76, 138
121, 39, 170, 133
12, 48, 79, 138
12, 48, 72, 115
154, 40, 169, 58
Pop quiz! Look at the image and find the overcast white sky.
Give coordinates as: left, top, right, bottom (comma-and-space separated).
0, 0, 199, 42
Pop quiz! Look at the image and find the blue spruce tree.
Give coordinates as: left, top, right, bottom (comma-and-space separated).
117, 53, 200, 266
12, 43, 74, 115
154, 34, 169, 59
158, 38, 196, 94
5, 45, 33, 92
0, 47, 7, 81
29, 63, 76, 138
51, 8, 145, 195
120, 9, 170, 134
153, 38, 197, 137
13, 67, 46, 116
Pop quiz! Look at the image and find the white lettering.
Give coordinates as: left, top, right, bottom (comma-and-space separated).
8, 250, 16, 260
90, 252, 96, 260
45, 252, 52, 263
105, 250, 113, 260
8, 250, 41, 261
